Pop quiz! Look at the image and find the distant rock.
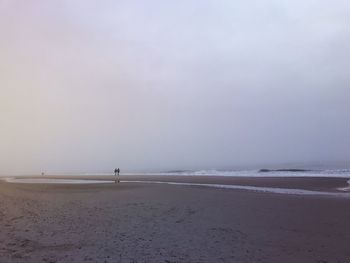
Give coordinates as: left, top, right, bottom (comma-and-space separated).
259, 169, 271, 173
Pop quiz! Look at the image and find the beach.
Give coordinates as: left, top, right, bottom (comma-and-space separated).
1, 175, 350, 263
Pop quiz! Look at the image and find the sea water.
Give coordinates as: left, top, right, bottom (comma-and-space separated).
34, 169, 350, 178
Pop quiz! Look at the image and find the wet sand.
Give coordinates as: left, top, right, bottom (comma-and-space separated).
9, 174, 350, 191
1, 175, 350, 262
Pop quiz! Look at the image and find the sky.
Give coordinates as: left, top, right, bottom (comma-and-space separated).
1, 0, 350, 174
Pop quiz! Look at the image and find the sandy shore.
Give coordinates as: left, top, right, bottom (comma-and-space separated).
1, 175, 350, 262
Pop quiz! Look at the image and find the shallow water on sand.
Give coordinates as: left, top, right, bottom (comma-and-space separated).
2, 178, 113, 184
2, 178, 350, 197
122, 180, 350, 197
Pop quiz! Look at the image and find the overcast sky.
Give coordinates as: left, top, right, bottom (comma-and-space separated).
1, 0, 350, 174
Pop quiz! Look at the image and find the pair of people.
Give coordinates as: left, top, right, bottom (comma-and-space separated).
114, 168, 120, 183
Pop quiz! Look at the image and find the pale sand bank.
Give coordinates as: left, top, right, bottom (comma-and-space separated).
0, 176, 350, 262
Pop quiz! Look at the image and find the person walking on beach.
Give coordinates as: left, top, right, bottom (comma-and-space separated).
114, 168, 120, 183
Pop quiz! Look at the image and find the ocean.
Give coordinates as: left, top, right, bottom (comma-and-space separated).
78, 169, 350, 178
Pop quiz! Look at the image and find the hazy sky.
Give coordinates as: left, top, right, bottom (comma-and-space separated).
1, 0, 350, 174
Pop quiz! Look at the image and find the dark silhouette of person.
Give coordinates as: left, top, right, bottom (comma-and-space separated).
114, 168, 120, 183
